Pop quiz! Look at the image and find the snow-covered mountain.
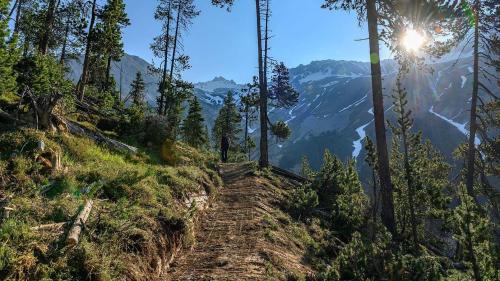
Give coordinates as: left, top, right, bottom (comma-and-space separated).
69, 54, 486, 174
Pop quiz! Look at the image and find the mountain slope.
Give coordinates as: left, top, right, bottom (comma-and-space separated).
69, 54, 480, 173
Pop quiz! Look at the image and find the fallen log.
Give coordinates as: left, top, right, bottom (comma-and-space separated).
66, 120, 138, 154
66, 200, 93, 246
270, 165, 309, 183
31, 222, 68, 232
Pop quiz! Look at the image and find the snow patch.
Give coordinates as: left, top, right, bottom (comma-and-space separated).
339, 95, 367, 113
461, 76, 467, 88
352, 121, 372, 158
429, 106, 480, 146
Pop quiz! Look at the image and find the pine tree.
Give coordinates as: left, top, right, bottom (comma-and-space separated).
268, 62, 299, 108
389, 78, 452, 251
38, 0, 58, 54
392, 71, 418, 248
0, 0, 19, 96
212, 0, 269, 167
452, 185, 498, 281
239, 76, 259, 159
96, 0, 130, 92
165, 79, 193, 141
321, 0, 462, 237
181, 96, 208, 149
57, 0, 88, 65
459, 0, 499, 201
129, 71, 146, 107
364, 136, 379, 239
152, 0, 174, 116
213, 91, 242, 151
76, 0, 97, 101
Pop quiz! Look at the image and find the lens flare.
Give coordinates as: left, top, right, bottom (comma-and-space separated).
402, 29, 426, 53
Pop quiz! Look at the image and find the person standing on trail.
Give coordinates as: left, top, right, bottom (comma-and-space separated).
221, 134, 230, 163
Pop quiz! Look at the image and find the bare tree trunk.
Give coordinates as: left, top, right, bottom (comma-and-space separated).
256, 0, 268, 168
371, 169, 378, 241
366, 0, 396, 236
158, 1, 173, 116
14, 0, 23, 34
466, 2, 480, 200
169, 0, 182, 83
106, 56, 113, 93
245, 108, 249, 160
59, 20, 70, 65
77, 0, 97, 101
39, 0, 58, 54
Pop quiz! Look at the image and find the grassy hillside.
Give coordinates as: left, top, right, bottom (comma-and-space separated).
0, 129, 222, 280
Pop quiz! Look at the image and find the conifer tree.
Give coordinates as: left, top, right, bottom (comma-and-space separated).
239, 76, 259, 159
181, 96, 208, 149
0, 0, 19, 96
212, 0, 270, 168
213, 91, 242, 151
389, 78, 452, 251
96, 0, 130, 92
152, 0, 174, 115
165, 79, 193, 140
268, 62, 299, 109
76, 0, 97, 101
57, 0, 88, 65
38, 0, 58, 54
364, 136, 379, 239
452, 185, 498, 281
458, 0, 500, 201
129, 71, 146, 108
321, 0, 462, 236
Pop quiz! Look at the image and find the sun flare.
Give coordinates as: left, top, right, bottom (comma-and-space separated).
402, 29, 426, 53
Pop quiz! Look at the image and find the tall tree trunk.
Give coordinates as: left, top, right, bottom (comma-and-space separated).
371, 169, 378, 241
366, 0, 396, 236
39, 0, 58, 54
14, 0, 23, 34
245, 108, 249, 160
8, 0, 18, 21
466, 1, 480, 200
158, 1, 173, 116
77, 0, 97, 102
256, 0, 268, 168
165, 0, 182, 119
59, 20, 70, 65
106, 55, 113, 94
263, 0, 269, 84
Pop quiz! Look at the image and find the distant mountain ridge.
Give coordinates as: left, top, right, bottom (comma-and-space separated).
69, 53, 479, 173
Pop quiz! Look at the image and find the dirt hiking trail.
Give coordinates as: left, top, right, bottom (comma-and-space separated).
167, 163, 313, 281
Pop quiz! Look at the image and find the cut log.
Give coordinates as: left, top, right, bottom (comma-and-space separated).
32, 222, 68, 232
66, 200, 93, 246
1, 207, 14, 223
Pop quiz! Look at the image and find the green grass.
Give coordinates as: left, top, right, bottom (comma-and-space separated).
0, 129, 221, 280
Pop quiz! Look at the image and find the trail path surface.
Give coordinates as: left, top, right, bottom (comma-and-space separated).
168, 163, 311, 280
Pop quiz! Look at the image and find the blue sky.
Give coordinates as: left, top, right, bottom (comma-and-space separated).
122, 0, 391, 83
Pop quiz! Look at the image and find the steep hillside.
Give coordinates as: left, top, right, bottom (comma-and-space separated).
0, 128, 222, 280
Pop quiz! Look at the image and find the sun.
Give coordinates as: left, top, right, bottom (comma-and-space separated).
402, 29, 427, 53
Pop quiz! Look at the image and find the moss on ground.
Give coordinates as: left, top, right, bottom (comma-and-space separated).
0, 129, 221, 280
